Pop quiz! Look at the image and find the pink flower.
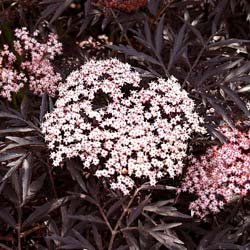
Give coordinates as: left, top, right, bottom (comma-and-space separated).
181, 124, 250, 218
0, 27, 62, 100
42, 58, 205, 194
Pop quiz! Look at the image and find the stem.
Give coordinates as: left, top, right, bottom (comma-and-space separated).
20, 224, 45, 238
155, 0, 171, 21
157, 55, 171, 78
97, 204, 113, 233
0, 243, 12, 250
120, 226, 138, 232
110, 9, 132, 46
107, 188, 141, 250
47, 163, 57, 198
182, 46, 206, 88
17, 204, 22, 250
182, 33, 217, 88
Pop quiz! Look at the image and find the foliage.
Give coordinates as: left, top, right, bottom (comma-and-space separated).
0, 0, 250, 250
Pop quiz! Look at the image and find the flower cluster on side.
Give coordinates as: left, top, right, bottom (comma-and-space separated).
41, 58, 205, 195
181, 125, 250, 218
0, 27, 62, 101
94, 0, 147, 12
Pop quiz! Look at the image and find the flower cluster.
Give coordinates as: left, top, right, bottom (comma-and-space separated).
0, 27, 62, 101
42, 58, 205, 194
181, 125, 250, 218
78, 35, 112, 58
94, 0, 147, 12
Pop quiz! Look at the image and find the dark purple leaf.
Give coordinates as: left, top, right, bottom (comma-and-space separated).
198, 59, 243, 85
141, 183, 176, 191
69, 192, 98, 206
144, 21, 153, 48
68, 214, 105, 224
49, 0, 74, 24
147, 231, 185, 250
0, 128, 34, 134
1, 155, 26, 183
11, 171, 22, 203
123, 231, 140, 250
21, 155, 32, 204
0, 243, 13, 250
154, 14, 165, 54
208, 39, 250, 49
114, 246, 129, 250
187, 23, 205, 47
127, 195, 150, 226
206, 124, 228, 143
21, 94, 30, 119
0, 207, 16, 228
84, 0, 91, 17
108, 45, 161, 66
40, 93, 48, 122
238, 84, 250, 93
22, 196, 71, 228
225, 62, 250, 82
49, 96, 54, 112
66, 160, 87, 193
27, 173, 46, 200
107, 197, 127, 218
168, 22, 187, 71
144, 205, 191, 220
92, 224, 103, 250
102, 10, 112, 31
0, 152, 25, 162
220, 85, 250, 116
72, 229, 95, 250
147, 0, 161, 16
47, 235, 82, 248
151, 223, 182, 231
207, 97, 235, 129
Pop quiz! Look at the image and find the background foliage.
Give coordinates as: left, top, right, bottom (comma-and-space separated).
1, 0, 250, 249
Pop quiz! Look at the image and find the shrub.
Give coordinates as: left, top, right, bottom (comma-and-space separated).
181, 124, 250, 218
42, 58, 205, 194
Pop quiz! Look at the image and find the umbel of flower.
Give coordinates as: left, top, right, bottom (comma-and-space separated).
181, 125, 250, 218
42, 58, 205, 195
0, 27, 62, 101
